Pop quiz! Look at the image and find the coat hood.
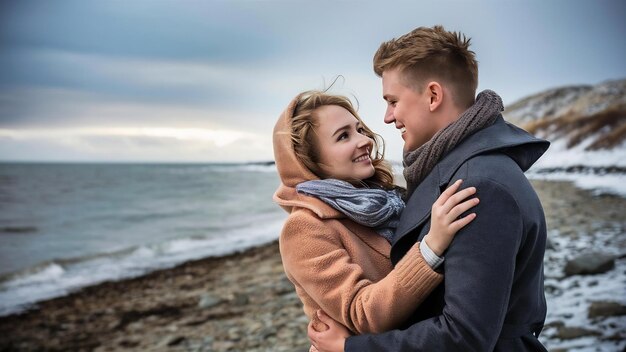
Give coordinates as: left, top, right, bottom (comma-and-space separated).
272, 94, 343, 219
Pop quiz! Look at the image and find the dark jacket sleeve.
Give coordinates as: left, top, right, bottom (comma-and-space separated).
346, 178, 524, 351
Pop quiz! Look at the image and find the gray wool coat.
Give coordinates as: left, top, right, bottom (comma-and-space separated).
346, 116, 550, 351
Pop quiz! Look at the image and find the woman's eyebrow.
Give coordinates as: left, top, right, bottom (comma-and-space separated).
332, 122, 360, 137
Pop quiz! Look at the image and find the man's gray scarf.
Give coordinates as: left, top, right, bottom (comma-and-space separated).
296, 179, 404, 243
403, 90, 504, 197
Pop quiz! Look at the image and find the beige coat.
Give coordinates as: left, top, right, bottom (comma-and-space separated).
272, 95, 442, 334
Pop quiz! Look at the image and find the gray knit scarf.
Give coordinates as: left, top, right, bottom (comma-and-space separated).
403, 90, 504, 197
295, 179, 404, 243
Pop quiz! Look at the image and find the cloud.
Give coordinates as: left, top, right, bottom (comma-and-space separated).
0, 1, 283, 63
0, 48, 257, 108
1, 0, 625, 162
0, 126, 271, 162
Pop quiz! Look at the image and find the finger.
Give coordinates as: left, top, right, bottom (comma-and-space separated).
442, 187, 476, 213
450, 213, 477, 232
447, 197, 480, 221
308, 334, 319, 349
317, 309, 333, 325
308, 321, 316, 337
436, 179, 463, 206
444, 187, 476, 210
308, 319, 322, 340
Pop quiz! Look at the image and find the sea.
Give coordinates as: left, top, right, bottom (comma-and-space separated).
0, 162, 286, 316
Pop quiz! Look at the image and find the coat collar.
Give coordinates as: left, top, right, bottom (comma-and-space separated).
392, 116, 549, 247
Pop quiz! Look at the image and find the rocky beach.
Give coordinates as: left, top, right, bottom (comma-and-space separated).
0, 179, 624, 352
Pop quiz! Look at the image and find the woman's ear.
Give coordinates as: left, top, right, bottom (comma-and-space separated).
426, 81, 444, 112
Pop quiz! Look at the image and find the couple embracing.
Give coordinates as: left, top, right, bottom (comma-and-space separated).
272, 25, 549, 352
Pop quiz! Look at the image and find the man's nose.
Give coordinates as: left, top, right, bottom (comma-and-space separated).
383, 106, 394, 124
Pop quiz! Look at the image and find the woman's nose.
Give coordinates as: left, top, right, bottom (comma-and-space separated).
356, 133, 373, 149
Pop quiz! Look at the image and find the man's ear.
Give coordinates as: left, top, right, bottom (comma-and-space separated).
426, 82, 444, 112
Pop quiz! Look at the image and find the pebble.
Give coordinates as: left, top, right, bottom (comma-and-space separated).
588, 301, 626, 319
198, 293, 223, 309
564, 252, 616, 276
554, 326, 602, 340
0, 180, 623, 352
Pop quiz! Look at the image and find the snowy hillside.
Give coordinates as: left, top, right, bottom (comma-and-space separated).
503, 79, 626, 196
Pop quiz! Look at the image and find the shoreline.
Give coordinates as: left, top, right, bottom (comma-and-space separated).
0, 240, 310, 351
0, 241, 281, 319
1, 179, 624, 351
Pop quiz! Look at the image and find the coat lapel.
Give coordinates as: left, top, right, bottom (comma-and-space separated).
390, 116, 549, 264
394, 166, 442, 242
390, 169, 442, 264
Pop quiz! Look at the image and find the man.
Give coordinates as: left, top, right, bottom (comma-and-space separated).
309, 25, 549, 351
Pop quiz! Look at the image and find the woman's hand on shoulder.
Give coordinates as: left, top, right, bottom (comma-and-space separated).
427, 179, 479, 256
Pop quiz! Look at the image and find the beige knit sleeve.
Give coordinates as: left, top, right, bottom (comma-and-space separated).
279, 213, 442, 334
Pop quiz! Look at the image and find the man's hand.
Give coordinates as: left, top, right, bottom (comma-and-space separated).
308, 310, 350, 352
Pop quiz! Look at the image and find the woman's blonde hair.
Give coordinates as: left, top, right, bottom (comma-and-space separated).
290, 90, 395, 190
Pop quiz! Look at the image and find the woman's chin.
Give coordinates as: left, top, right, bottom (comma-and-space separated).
360, 167, 376, 181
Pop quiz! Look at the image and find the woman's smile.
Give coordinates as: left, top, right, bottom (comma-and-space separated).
313, 105, 376, 182
353, 153, 371, 163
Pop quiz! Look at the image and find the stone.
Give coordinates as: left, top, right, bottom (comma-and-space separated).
198, 293, 223, 309
232, 293, 249, 306
118, 338, 140, 348
604, 332, 625, 341
544, 284, 562, 296
588, 301, 626, 318
554, 326, 601, 340
227, 327, 242, 341
563, 252, 615, 276
212, 340, 236, 350
546, 238, 557, 250
158, 335, 186, 347
107, 319, 121, 331
544, 320, 565, 329
202, 336, 214, 346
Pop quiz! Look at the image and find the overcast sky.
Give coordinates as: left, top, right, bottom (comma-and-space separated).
1, 0, 625, 162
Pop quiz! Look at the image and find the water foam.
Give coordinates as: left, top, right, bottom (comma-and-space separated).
0, 212, 286, 317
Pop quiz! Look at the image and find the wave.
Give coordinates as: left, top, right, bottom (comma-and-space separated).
526, 171, 626, 198
210, 163, 277, 173
0, 212, 286, 317
0, 226, 38, 234
162, 163, 277, 175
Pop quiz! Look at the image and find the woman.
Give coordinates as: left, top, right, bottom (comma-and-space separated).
273, 91, 478, 337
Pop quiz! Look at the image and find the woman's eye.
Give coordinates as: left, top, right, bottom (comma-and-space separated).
357, 127, 365, 134
337, 132, 348, 141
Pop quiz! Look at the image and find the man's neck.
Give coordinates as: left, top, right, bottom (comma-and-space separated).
437, 104, 466, 131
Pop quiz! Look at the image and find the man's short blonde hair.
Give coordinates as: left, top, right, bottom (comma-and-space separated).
374, 25, 479, 109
